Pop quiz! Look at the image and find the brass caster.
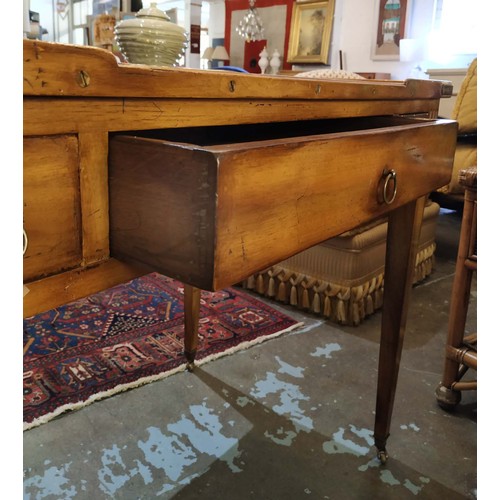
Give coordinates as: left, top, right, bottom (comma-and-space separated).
184, 350, 197, 372
377, 450, 389, 465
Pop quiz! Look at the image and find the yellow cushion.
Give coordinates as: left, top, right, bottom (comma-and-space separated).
437, 144, 477, 194
452, 58, 477, 134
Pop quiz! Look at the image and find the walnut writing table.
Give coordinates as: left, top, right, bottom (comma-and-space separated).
23, 40, 457, 462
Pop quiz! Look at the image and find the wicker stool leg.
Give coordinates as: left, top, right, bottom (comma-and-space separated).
436, 171, 477, 410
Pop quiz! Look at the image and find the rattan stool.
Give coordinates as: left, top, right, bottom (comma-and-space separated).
435, 166, 477, 410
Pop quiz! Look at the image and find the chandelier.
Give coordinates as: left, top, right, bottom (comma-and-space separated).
236, 0, 265, 42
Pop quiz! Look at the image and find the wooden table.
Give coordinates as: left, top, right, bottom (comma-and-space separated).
23, 40, 457, 462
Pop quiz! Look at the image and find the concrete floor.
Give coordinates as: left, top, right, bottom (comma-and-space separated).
23, 209, 477, 499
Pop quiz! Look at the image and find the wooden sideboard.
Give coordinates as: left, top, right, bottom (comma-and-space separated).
23, 40, 456, 462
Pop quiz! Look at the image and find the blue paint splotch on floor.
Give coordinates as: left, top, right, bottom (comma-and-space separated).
264, 427, 298, 446
322, 424, 373, 457
355, 437, 431, 496
98, 443, 156, 496
275, 356, 305, 378
24, 348, 436, 499
322, 424, 432, 495
400, 422, 421, 432
236, 396, 255, 408
378, 469, 431, 496
246, 353, 435, 497
24, 402, 243, 499
24, 462, 78, 499
310, 343, 342, 359
249, 348, 347, 447
166, 403, 243, 473
251, 371, 313, 436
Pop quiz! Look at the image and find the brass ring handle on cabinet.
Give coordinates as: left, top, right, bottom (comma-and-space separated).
23, 228, 28, 255
382, 169, 397, 205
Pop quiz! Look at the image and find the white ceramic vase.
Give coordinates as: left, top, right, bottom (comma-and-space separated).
258, 47, 269, 74
270, 49, 281, 75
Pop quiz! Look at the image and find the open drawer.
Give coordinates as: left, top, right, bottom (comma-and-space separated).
109, 116, 457, 290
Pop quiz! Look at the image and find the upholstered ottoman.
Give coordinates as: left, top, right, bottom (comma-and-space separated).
241, 200, 440, 326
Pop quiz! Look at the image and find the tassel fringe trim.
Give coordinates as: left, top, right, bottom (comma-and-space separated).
241, 243, 435, 326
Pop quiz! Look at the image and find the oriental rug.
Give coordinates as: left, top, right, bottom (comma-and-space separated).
23, 273, 302, 430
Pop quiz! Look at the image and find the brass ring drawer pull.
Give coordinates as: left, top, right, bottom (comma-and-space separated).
23, 228, 28, 255
382, 169, 397, 205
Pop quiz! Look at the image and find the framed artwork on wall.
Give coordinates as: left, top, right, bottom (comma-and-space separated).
287, 0, 335, 64
372, 0, 410, 60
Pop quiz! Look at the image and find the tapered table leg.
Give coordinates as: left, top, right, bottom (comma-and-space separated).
183, 284, 201, 371
374, 196, 426, 463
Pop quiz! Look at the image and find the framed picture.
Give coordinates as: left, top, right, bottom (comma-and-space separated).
372, 0, 410, 60
287, 0, 335, 64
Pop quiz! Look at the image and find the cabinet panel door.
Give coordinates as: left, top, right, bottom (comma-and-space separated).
23, 135, 82, 282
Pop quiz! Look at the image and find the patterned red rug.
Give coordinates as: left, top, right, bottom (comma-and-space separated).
23, 273, 302, 430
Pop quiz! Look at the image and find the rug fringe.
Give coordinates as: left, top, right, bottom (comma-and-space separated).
195, 321, 305, 367
23, 321, 304, 431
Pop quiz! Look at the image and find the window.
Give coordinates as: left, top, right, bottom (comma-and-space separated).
72, 0, 93, 45
427, 0, 477, 67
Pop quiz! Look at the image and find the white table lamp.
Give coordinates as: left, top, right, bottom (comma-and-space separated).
212, 46, 230, 67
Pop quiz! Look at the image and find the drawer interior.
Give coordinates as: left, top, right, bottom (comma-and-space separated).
111, 115, 429, 147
